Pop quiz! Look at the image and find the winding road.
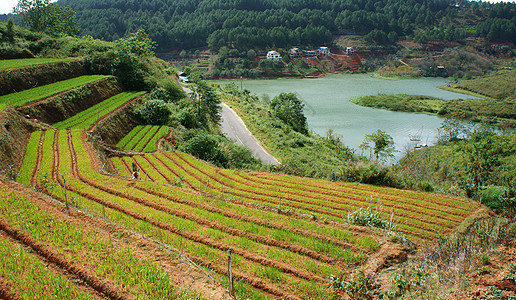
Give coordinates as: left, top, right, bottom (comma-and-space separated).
220, 103, 281, 165
180, 84, 280, 165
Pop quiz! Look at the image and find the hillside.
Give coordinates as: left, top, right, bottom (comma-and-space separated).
0, 54, 489, 299
55, 0, 516, 51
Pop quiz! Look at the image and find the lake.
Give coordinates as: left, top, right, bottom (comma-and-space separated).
213, 74, 475, 160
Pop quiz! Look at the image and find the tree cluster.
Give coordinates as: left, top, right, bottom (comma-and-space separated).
54, 0, 516, 51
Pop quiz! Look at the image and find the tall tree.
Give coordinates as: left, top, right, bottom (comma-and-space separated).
360, 129, 396, 162
14, 0, 78, 36
270, 92, 308, 135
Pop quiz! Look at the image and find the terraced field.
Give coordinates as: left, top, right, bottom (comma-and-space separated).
116, 125, 171, 152
53, 91, 146, 130
0, 58, 74, 70
0, 75, 110, 107
12, 127, 480, 299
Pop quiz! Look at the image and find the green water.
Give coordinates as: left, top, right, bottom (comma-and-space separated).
214, 74, 476, 159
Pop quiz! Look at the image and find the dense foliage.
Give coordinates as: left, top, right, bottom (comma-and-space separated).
54, 0, 516, 51
14, 0, 78, 36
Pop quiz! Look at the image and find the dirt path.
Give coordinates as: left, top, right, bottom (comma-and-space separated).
0, 276, 23, 300
30, 131, 45, 187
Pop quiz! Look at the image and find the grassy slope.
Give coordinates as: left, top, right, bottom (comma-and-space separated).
0, 58, 74, 70
445, 69, 516, 100
0, 75, 109, 107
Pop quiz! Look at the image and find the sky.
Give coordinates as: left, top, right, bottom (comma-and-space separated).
1, 0, 515, 14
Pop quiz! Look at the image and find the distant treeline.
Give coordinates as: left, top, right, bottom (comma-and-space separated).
51, 0, 516, 51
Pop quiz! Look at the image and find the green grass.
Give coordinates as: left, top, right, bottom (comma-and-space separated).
53, 91, 145, 130
447, 69, 516, 100
349, 94, 444, 114
0, 234, 89, 299
0, 58, 74, 70
0, 75, 110, 107
17, 130, 43, 186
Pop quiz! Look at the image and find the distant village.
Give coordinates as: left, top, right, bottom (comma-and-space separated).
265, 46, 355, 61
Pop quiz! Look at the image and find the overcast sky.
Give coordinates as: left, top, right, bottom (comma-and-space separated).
1, 0, 515, 15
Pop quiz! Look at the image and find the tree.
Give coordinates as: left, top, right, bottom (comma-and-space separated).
270, 93, 308, 134
14, 0, 78, 36
115, 28, 156, 57
360, 129, 395, 162
135, 99, 171, 125
194, 80, 221, 125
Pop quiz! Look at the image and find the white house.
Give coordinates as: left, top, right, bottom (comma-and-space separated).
290, 48, 302, 58
178, 72, 189, 83
346, 47, 355, 55
319, 46, 330, 56
266, 51, 282, 61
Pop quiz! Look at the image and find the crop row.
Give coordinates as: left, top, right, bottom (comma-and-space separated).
65, 130, 376, 298
54, 91, 145, 130
240, 171, 474, 218
0, 75, 110, 107
253, 170, 476, 212
116, 151, 433, 241
117, 125, 169, 152
0, 180, 185, 299
20, 130, 343, 299
163, 152, 461, 241
0, 58, 74, 70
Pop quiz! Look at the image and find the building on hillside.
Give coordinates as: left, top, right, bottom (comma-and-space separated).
346, 47, 355, 55
318, 46, 331, 56
303, 50, 317, 57
290, 48, 302, 58
178, 72, 189, 83
266, 51, 282, 61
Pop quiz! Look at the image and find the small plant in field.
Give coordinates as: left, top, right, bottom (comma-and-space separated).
484, 286, 502, 300
1, 164, 16, 180
380, 268, 430, 299
38, 174, 56, 193
480, 253, 491, 265
347, 206, 395, 231
507, 263, 516, 282
329, 270, 373, 300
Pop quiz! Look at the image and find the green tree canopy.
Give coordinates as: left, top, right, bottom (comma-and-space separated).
14, 0, 78, 36
270, 92, 308, 135
360, 129, 396, 162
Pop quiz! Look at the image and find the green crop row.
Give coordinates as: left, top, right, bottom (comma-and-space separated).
0, 223, 90, 299
172, 152, 452, 241
17, 130, 43, 186
0, 75, 110, 107
64, 130, 329, 299
0, 184, 182, 299
142, 126, 170, 152
0, 58, 74, 70
123, 125, 153, 151
116, 125, 144, 148
54, 91, 145, 129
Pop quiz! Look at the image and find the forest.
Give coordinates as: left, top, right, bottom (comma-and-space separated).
53, 0, 516, 51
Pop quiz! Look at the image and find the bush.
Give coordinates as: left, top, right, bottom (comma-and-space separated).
134, 99, 171, 125
481, 186, 508, 209
178, 131, 228, 167
347, 206, 395, 231
150, 79, 186, 103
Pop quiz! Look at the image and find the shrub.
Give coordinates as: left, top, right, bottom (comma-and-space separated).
135, 99, 171, 125
347, 206, 395, 231
178, 131, 228, 167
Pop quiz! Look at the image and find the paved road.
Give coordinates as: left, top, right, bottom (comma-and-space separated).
220, 103, 281, 165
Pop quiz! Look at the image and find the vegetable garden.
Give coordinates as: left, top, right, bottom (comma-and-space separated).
53, 91, 146, 130
0, 75, 110, 107
116, 125, 171, 152
10, 127, 480, 299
